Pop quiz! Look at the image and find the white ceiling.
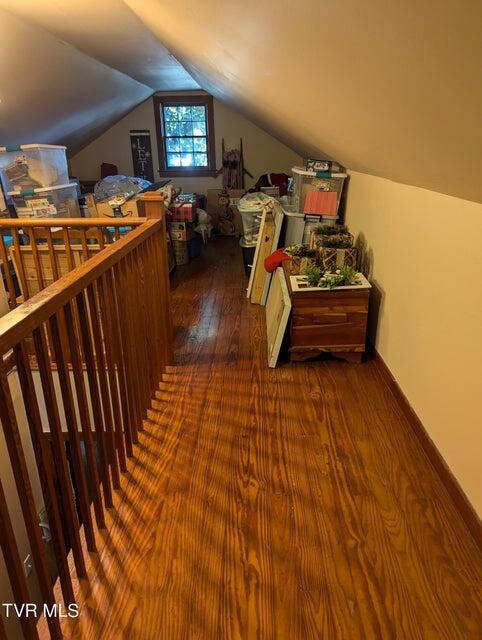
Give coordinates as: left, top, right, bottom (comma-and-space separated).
0, 0, 481, 202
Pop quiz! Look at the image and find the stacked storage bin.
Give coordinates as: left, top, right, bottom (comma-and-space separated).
167, 194, 203, 265
280, 166, 347, 245
0, 144, 80, 217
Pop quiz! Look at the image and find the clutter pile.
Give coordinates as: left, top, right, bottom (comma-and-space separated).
0, 144, 80, 218
166, 193, 210, 266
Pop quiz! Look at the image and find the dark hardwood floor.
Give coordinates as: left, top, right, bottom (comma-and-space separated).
46, 237, 481, 639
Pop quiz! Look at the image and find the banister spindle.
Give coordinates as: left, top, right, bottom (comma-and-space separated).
96, 274, 128, 469
14, 339, 75, 605
49, 310, 97, 552
63, 301, 106, 528
74, 292, 113, 508
111, 260, 139, 444
107, 267, 136, 448
11, 228, 29, 300
32, 326, 87, 579
0, 477, 40, 640
0, 235, 17, 309
0, 370, 62, 640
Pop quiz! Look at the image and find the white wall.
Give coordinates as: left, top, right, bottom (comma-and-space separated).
70, 93, 302, 193
345, 172, 482, 515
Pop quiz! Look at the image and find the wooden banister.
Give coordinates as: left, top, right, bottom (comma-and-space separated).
0, 218, 147, 228
0, 198, 173, 638
0, 220, 160, 353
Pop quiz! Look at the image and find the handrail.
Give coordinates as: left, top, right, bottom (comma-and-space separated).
0, 196, 173, 639
0, 216, 151, 310
0, 217, 148, 228
0, 219, 160, 355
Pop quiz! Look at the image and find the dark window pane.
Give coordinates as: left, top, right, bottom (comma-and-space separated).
191, 105, 206, 121
192, 121, 206, 136
165, 121, 180, 137
180, 153, 194, 167
166, 138, 181, 152
180, 137, 194, 152
193, 137, 207, 152
163, 106, 179, 121
166, 153, 181, 167
194, 153, 208, 167
179, 121, 193, 136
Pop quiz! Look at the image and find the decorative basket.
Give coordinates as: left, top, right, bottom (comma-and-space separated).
289, 256, 316, 275
316, 247, 358, 270
309, 230, 354, 250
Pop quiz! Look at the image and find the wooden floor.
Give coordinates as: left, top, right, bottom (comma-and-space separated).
49, 238, 481, 639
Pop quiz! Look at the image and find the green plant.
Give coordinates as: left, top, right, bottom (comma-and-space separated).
285, 244, 316, 257
319, 265, 359, 289
304, 265, 323, 287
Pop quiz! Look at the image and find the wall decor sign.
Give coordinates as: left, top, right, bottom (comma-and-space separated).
130, 130, 154, 182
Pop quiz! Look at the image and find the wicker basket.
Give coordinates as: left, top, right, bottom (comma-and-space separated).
288, 256, 316, 275
315, 247, 358, 270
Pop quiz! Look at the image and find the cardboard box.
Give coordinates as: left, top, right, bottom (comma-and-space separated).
87, 192, 146, 218
206, 188, 246, 235
168, 221, 192, 242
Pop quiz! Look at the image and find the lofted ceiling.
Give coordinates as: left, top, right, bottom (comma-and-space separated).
124, 0, 482, 203
0, 1, 197, 155
0, 0, 481, 201
0, 0, 197, 92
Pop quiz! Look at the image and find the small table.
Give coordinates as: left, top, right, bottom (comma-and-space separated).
282, 261, 371, 363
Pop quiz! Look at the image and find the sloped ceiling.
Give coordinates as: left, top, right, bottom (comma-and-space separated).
0, 1, 197, 155
0, 0, 198, 92
124, 0, 482, 203
0, 1, 480, 201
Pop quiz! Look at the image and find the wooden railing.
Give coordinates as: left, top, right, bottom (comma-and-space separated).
0, 217, 149, 309
0, 195, 172, 639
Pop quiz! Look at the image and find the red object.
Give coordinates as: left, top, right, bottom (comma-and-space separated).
100, 162, 118, 178
303, 190, 338, 215
268, 173, 289, 196
168, 198, 201, 223
264, 248, 291, 273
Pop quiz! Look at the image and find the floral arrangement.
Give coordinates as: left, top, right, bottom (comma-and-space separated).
302, 264, 361, 289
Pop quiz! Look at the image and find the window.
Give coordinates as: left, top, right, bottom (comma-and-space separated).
153, 95, 216, 177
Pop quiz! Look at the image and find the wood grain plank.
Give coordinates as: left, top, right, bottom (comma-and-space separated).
40, 237, 482, 640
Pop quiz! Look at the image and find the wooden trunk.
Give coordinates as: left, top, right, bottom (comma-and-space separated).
282, 261, 369, 363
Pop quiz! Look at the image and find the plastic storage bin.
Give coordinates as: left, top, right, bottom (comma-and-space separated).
0, 144, 68, 193
291, 166, 347, 215
9, 183, 80, 218
238, 192, 273, 244
280, 199, 337, 246
240, 237, 256, 276
187, 233, 202, 260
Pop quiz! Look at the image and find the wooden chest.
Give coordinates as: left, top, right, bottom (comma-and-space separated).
282, 262, 370, 363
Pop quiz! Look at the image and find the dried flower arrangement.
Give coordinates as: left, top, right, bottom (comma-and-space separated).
284, 244, 317, 258
312, 224, 353, 249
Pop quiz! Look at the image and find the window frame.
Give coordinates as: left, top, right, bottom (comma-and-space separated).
153, 94, 217, 177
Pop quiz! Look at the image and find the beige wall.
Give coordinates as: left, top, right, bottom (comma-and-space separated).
345, 172, 482, 515
70, 93, 302, 194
